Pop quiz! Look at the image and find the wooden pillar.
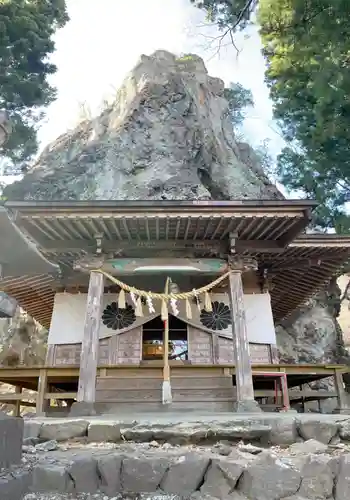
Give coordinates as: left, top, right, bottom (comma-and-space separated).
36, 368, 48, 416
14, 385, 22, 417
228, 264, 261, 412
77, 270, 104, 404
334, 369, 350, 414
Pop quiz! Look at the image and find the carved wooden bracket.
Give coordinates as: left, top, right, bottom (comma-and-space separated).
228, 255, 258, 272
73, 254, 106, 272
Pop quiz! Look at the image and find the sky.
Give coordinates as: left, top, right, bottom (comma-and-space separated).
1, 0, 284, 184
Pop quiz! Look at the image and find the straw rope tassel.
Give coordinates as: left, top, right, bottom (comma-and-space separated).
118, 289, 126, 309
135, 296, 143, 317
162, 277, 172, 405
204, 291, 212, 312
185, 298, 192, 319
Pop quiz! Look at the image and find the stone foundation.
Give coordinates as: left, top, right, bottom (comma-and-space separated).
24, 414, 350, 446
5, 414, 350, 498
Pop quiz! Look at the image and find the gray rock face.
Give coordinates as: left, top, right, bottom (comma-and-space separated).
5, 51, 280, 202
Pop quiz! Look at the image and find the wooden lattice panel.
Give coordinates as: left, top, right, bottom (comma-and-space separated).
188, 326, 213, 364
116, 327, 141, 364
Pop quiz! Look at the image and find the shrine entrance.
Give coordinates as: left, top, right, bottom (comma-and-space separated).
142, 315, 188, 361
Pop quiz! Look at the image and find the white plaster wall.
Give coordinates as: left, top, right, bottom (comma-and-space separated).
48, 292, 276, 346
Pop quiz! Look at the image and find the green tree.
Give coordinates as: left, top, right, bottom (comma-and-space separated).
191, 0, 350, 232
224, 82, 254, 126
0, 0, 68, 168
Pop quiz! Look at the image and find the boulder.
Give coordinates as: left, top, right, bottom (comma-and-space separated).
0, 412, 23, 468
339, 419, 350, 440
334, 453, 350, 500
298, 454, 335, 499
67, 454, 99, 493
289, 439, 328, 455
238, 452, 302, 500
97, 453, 123, 495
160, 453, 210, 496
35, 440, 58, 452
265, 417, 298, 446
200, 457, 245, 499
297, 419, 339, 444
0, 470, 32, 500
31, 463, 74, 493
23, 420, 42, 440
39, 419, 88, 441
87, 421, 121, 442
122, 455, 169, 493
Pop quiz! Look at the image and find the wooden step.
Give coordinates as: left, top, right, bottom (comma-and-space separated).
96, 376, 233, 391
96, 386, 234, 403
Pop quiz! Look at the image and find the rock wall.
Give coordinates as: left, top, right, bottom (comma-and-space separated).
2, 50, 348, 369
338, 274, 350, 349
4, 51, 281, 202
16, 415, 350, 499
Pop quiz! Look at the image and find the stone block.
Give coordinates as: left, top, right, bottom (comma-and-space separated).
160, 453, 210, 496
97, 453, 122, 495
0, 412, 23, 468
0, 470, 32, 500
67, 454, 99, 492
297, 419, 339, 444
23, 420, 42, 440
200, 457, 245, 499
238, 451, 302, 500
39, 419, 88, 441
122, 455, 169, 493
31, 463, 74, 493
87, 421, 121, 442
298, 454, 335, 499
264, 417, 298, 446
289, 439, 328, 455
334, 453, 350, 500
339, 419, 350, 440
34, 439, 58, 452
69, 402, 99, 416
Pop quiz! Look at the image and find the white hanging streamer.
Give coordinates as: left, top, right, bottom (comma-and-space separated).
192, 288, 201, 311
130, 291, 138, 307
146, 295, 155, 314
170, 298, 179, 316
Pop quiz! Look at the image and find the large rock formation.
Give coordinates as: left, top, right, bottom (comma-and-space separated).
2, 50, 348, 372
4, 51, 281, 201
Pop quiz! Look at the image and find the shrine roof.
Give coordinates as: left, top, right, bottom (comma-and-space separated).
0, 201, 349, 327
3, 199, 316, 252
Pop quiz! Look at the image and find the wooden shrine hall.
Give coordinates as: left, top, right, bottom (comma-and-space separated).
0, 199, 350, 416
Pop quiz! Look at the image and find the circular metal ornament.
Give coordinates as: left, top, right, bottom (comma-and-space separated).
200, 301, 232, 330
102, 302, 136, 330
